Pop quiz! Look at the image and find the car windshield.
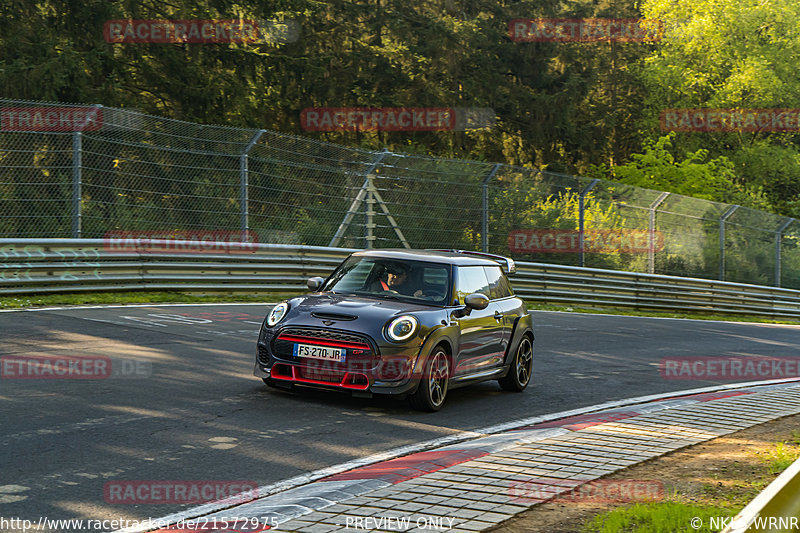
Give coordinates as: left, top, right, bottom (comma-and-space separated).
323, 256, 451, 305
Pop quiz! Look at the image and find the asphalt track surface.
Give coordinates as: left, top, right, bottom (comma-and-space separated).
1, 304, 799, 530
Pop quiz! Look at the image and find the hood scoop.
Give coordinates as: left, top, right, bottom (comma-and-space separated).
311, 312, 358, 321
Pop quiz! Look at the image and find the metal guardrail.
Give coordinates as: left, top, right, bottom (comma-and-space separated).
1, 239, 800, 320
512, 263, 800, 319
721, 456, 800, 533
0, 239, 354, 295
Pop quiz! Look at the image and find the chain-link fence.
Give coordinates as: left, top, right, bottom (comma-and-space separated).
1, 98, 798, 289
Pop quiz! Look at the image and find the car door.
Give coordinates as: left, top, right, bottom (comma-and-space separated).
483, 265, 521, 364
452, 266, 505, 376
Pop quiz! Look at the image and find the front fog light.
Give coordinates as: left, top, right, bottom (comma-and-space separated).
386, 315, 418, 341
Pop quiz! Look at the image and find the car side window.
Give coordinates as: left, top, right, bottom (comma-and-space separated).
422, 267, 448, 295
484, 266, 513, 299
455, 266, 490, 304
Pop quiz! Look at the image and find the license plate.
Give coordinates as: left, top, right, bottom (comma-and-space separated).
293, 343, 346, 362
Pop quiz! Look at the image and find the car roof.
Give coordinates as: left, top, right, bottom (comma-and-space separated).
351, 249, 504, 267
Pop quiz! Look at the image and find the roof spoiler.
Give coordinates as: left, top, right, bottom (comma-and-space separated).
433, 249, 516, 274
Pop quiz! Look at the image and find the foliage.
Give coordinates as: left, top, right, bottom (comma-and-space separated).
0, 0, 654, 169
593, 133, 769, 209
2, 0, 800, 253
636, 0, 800, 216
582, 502, 733, 533
756, 441, 800, 475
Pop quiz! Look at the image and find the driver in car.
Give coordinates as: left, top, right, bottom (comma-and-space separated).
377, 264, 423, 298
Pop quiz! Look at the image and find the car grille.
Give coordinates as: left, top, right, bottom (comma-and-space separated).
257, 345, 270, 365
297, 366, 342, 383
271, 327, 377, 371
277, 327, 368, 345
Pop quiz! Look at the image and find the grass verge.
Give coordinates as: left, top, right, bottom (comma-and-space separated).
581, 434, 800, 533
582, 502, 731, 533
490, 414, 800, 533
527, 302, 800, 325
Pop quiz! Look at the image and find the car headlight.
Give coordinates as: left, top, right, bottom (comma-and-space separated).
266, 302, 289, 327
386, 315, 418, 342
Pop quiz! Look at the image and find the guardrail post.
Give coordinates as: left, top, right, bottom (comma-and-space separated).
649, 192, 670, 274
775, 219, 794, 287
72, 132, 82, 238
240, 130, 265, 236
481, 164, 501, 253
579, 179, 599, 267
719, 205, 739, 281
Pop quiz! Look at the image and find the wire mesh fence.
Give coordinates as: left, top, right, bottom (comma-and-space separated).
1, 98, 798, 289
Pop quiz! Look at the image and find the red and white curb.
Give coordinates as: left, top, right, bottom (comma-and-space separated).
112, 378, 800, 533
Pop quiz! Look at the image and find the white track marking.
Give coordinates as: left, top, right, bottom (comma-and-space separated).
112, 378, 800, 533
0, 302, 275, 313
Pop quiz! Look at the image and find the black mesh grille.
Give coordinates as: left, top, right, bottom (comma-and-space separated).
298, 366, 344, 383
271, 327, 377, 370
278, 327, 369, 345
257, 345, 270, 365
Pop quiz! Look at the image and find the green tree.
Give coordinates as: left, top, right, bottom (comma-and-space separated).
596, 133, 768, 208
635, 0, 800, 215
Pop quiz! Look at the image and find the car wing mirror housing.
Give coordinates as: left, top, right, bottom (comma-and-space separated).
465, 292, 490, 310
454, 292, 490, 317
307, 276, 325, 291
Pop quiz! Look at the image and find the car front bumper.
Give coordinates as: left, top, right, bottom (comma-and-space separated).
254, 327, 422, 396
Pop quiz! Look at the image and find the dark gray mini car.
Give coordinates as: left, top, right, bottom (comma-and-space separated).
254, 249, 534, 411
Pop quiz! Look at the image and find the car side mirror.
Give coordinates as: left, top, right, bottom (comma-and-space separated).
465, 293, 490, 310
307, 277, 325, 291
454, 293, 490, 318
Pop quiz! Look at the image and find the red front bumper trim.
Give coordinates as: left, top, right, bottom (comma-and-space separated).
271, 363, 370, 391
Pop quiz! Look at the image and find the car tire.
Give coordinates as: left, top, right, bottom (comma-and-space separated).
499, 335, 533, 392
409, 348, 450, 412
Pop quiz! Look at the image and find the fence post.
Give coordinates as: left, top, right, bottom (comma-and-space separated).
240, 130, 265, 236
579, 179, 599, 268
649, 192, 670, 274
329, 149, 389, 248
481, 163, 501, 253
72, 132, 82, 238
775, 219, 794, 287
69, 104, 103, 239
365, 176, 376, 249
719, 205, 739, 281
